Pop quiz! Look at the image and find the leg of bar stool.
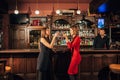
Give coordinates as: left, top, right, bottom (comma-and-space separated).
109, 70, 111, 80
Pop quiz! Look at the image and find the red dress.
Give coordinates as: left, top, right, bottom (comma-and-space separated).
67, 36, 81, 75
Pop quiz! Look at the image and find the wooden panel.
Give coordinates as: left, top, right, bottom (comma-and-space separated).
103, 54, 117, 66
19, 30, 25, 39
92, 74, 98, 80
80, 54, 92, 80
80, 54, 92, 72
19, 40, 26, 49
10, 25, 26, 49
93, 54, 103, 72
25, 73, 37, 80
12, 55, 26, 73
13, 29, 18, 39
26, 54, 37, 73
18, 29, 26, 49
80, 74, 92, 80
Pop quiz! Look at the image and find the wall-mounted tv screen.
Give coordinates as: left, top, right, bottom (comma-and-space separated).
97, 18, 105, 28
10, 13, 29, 24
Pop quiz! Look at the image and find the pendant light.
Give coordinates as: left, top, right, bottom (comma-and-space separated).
35, 10, 40, 15
27, 2, 32, 15
56, 0, 61, 14
76, 0, 81, 15
56, 10, 61, 14
51, 1, 56, 15
14, 0, 19, 14
35, 0, 40, 15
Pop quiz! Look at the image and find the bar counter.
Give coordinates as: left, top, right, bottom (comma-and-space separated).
0, 49, 120, 53
0, 49, 120, 80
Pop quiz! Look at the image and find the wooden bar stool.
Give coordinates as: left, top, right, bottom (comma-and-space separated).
109, 64, 120, 80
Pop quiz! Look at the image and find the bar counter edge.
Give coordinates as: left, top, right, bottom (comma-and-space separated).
0, 49, 120, 53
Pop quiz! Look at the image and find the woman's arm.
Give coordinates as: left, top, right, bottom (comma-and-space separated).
67, 36, 80, 48
63, 33, 80, 48
40, 32, 59, 49
64, 35, 69, 43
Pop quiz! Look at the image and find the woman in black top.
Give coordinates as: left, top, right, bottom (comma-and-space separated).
37, 27, 59, 80
93, 28, 110, 49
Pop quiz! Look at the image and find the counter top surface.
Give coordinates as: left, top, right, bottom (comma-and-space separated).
0, 49, 40, 53
0, 49, 120, 53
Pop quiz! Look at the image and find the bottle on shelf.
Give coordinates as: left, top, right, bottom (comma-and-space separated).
52, 23, 70, 30
29, 30, 41, 49
78, 27, 95, 46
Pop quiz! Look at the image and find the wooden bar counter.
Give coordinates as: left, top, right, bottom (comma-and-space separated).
0, 49, 120, 80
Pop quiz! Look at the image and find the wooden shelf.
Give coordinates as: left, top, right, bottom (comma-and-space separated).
81, 36, 95, 38
51, 28, 69, 31
27, 26, 46, 29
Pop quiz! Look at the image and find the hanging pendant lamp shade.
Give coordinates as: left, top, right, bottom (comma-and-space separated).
56, 0, 61, 15
51, 1, 56, 15
14, 0, 19, 14
35, 0, 40, 15
14, 9, 19, 14
35, 10, 40, 15
76, 0, 81, 15
56, 10, 61, 14
27, 3, 32, 15
77, 10, 81, 14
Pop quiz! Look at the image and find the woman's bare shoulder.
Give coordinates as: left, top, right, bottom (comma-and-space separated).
40, 37, 46, 42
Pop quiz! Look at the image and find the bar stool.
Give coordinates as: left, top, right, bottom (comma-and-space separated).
109, 64, 120, 80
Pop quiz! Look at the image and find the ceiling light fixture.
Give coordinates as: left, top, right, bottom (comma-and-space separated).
35, 0, 40, 15
56, 10, 61, 14
14, 0, 19, 14
51, 1, 56, 15
35, 10, 40, 15
27, 2, 32, 15
56, 0, 61, 15
76, 0, 81, 15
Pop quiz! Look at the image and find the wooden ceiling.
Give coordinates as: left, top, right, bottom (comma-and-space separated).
5, 0, 92, 3
0, 0, 93, 14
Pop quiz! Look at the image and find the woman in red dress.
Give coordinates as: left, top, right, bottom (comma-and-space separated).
63, 24, 81, 80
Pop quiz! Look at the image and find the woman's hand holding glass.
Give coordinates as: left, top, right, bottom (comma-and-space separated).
62, 32, 69, 43
54, 31, 59, 37
63, 32, 67, 38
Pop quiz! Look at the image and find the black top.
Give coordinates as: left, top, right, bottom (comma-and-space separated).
37, 37, 54, 72
93, 34, 110, 49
